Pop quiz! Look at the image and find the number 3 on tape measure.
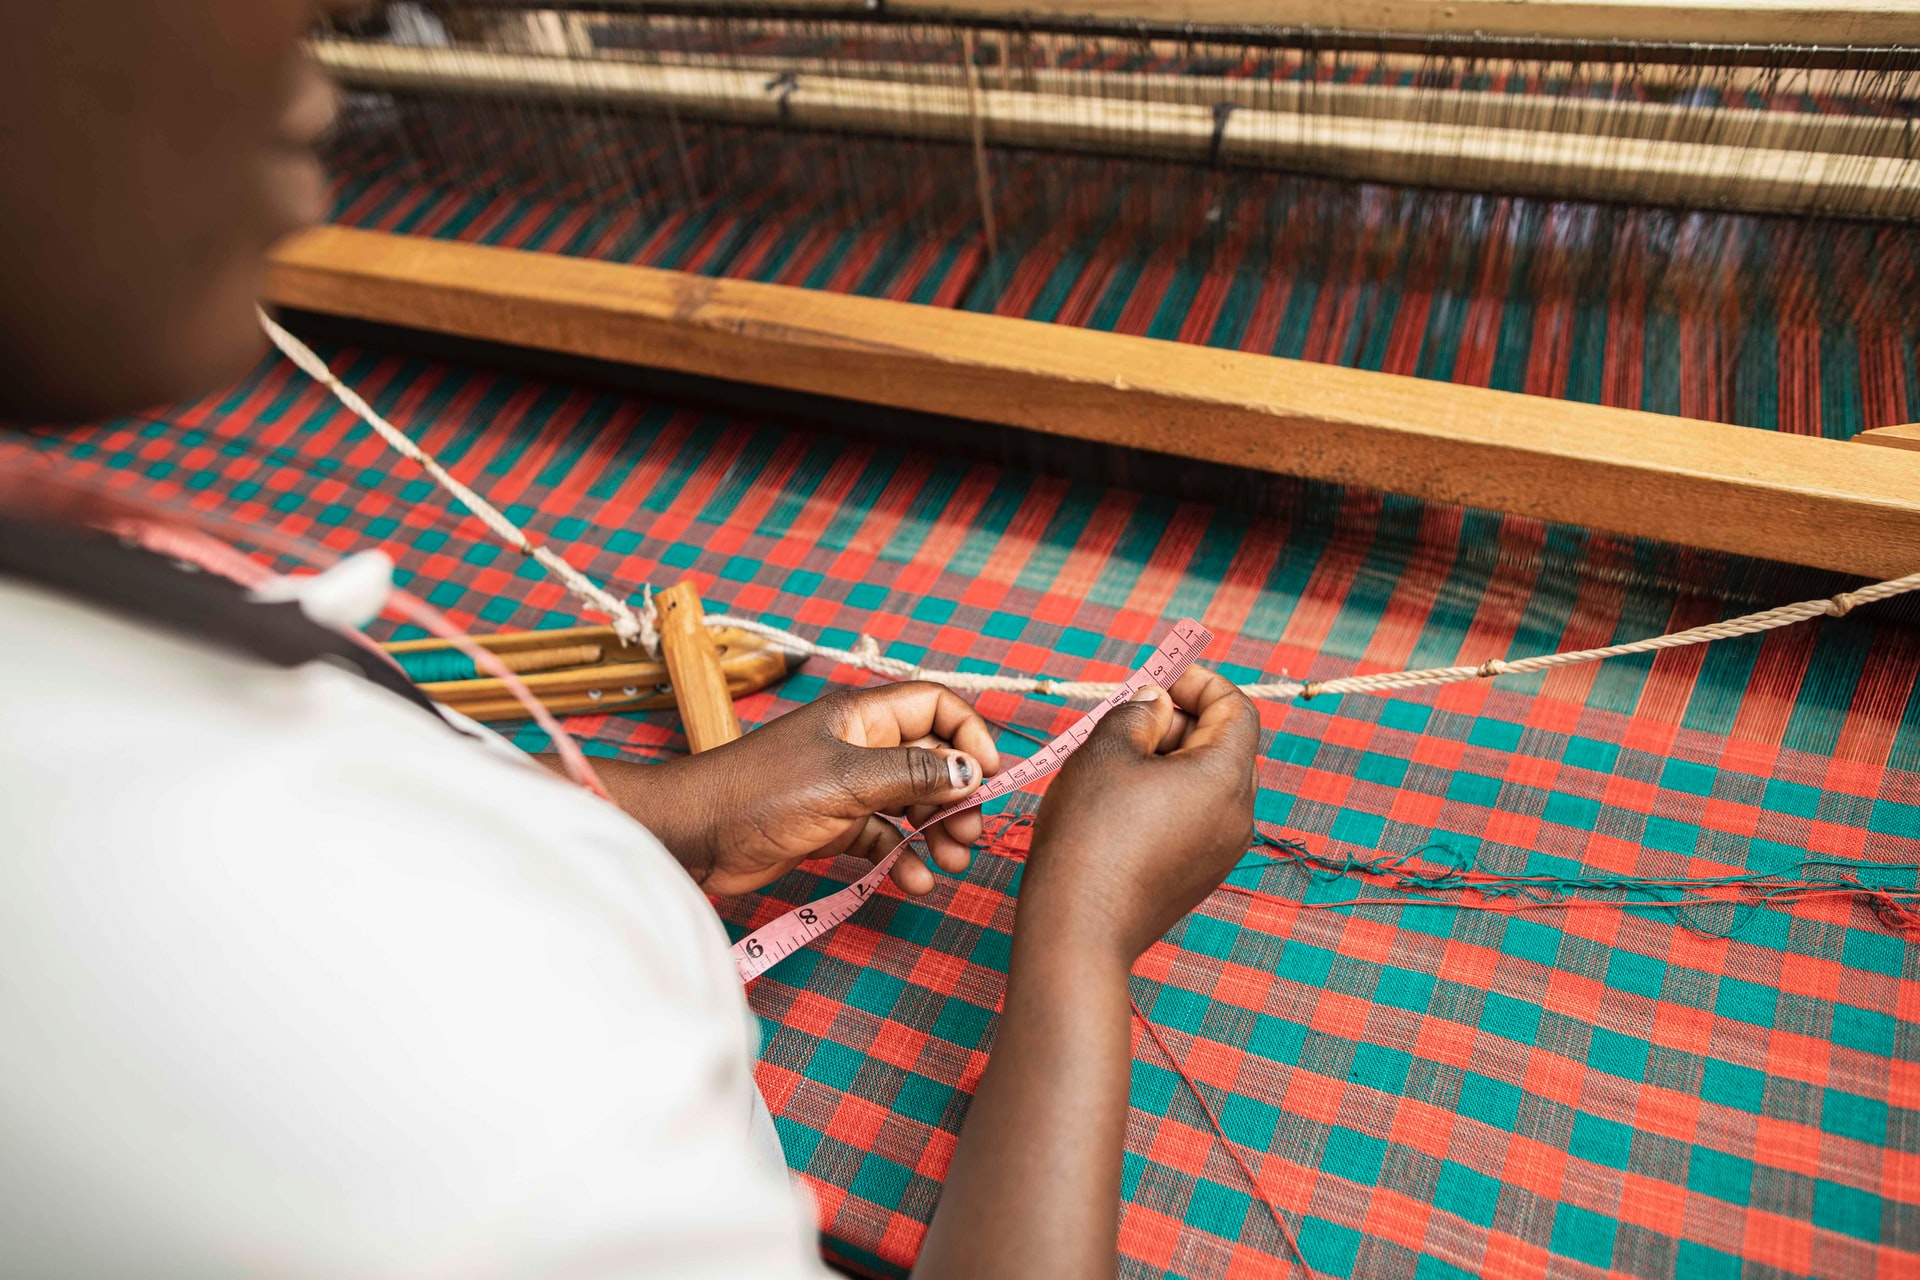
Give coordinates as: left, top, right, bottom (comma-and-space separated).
729, 618, 1215, 983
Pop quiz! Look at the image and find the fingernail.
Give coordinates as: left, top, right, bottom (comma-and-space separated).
1131, 685, 1161, 703
948, 753, 978, 789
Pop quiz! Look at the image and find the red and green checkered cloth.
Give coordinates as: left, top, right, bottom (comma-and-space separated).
21, 341, 1919, 1278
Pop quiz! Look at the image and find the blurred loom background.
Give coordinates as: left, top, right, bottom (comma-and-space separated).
22, 3, 1920, 1277
314, 1, 1920, 436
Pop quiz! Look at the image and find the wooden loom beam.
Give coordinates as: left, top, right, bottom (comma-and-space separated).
264, 226, 1920, 582
310, 42, 1920, 221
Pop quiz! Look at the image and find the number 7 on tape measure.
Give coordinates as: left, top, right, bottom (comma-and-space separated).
731, 619, 1214, 982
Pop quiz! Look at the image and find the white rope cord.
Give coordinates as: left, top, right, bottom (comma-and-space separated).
262, 311, 1920, 702
260, 311, 657, 651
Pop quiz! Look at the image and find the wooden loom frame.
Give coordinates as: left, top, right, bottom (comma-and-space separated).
485, 1, 1920, 48
264, 225, 1920, 582
314, 39, 1920, 222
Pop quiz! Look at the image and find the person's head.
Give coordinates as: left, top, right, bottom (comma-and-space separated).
0, 2, 345, 422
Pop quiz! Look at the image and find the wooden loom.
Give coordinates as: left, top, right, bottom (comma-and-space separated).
282, 0, 1920, 743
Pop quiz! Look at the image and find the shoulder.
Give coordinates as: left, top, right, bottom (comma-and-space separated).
0, 579, 826, 1277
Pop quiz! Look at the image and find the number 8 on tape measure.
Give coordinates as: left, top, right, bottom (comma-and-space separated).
732, 619, 1214, 982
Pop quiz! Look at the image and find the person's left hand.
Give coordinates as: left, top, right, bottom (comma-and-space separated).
606, 682, 1003, 896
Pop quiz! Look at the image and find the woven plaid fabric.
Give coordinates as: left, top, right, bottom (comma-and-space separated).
20, 343, 1920, 1278
321, 117, 1920, 439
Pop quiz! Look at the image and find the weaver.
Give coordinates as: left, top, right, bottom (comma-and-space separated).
19, 1, 1920, 1278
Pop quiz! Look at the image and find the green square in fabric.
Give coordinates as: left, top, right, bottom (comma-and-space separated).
1357, 753, 1410, 788
970, 928, 1011, 973
1331, 809, 1387, 848
1500, 922, 1562, 969
1180, 915, 1239, 962
1606, 950, 1667, 1000
895, 1074, 952, 1127
1821, 1089, 1890, 1145
1543, 792, 1601, 831
1188, 1178, 1253, 1239
1150, 986, 1211, 1036
1587, 1028, 1651, 1082
1120, 1151, 1146, 1200
1284, 942, 1337, 988
982, 611, 1024, 640
1662, 759, 1719, 797
1468, 719, 1525, 753
1813, 1180, 1882, 1240
911, 596, 955, 626
1350, 1044, 1413, 1095
1701, 1059, 1768, 1113
1448, 772, 1503, 808
1323, 1127, 1388, 1184
1843, 930, 1907, 978
1130, 1061, 1180, 1117
1219, 1094, 1283, 1150
773, 1115, 823, 1171
1549, 1203, 1617, 1269
1458, 1074, 1524, 1131
932, 998, 993, 1049
1481, 992, 1542, 1043
1832, 1005, 1897, 1056
1674, 1241, 1744, 1279
1642, 815, 1701, 854
1435, 1161, 1502, 1227
1870, 799, 1920, 837
1564, 737, 1620, 774
850, 1153, 915, 1209
847, 970, 906, 1019
1375, 966, 1437, 1013
845, 582, 888, 611
1247, 1016, 1308, 1067
810, 1041, 866, 1092
1307, 1221, 1364, 1278
1715, 977, 1778, 1028
1688, 1148, 1755, 1204
1763, 778, 1823, 819
1570, 1112, 1635, 1169
1057, 627, 1103, 658
1379, 701, 1432, 734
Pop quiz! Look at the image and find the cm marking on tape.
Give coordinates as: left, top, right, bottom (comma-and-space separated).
732, 618, 1214, 983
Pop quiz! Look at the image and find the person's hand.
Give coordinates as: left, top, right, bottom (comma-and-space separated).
1018, 664, 1259, 965
612, 683, 1003, 897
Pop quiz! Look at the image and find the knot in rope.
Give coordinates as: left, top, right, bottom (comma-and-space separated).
1477, 658, 1511, 679
849, 634, 882, 669
1827, 590, 1862, 618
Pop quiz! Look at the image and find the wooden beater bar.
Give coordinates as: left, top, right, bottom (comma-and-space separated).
265, 226, 1920, 582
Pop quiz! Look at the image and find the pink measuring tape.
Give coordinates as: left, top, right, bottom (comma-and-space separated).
732, 618, 1214, 982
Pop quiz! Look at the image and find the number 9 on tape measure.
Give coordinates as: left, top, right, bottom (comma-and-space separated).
731, 619, 1214, 982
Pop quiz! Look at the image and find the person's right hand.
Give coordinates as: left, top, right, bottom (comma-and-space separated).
1018, 663, 1260, 965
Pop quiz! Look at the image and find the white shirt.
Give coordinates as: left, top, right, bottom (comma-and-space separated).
0, 571, 826, 1278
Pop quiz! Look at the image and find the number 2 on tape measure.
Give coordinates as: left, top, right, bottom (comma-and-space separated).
730, 618, 1214, 983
